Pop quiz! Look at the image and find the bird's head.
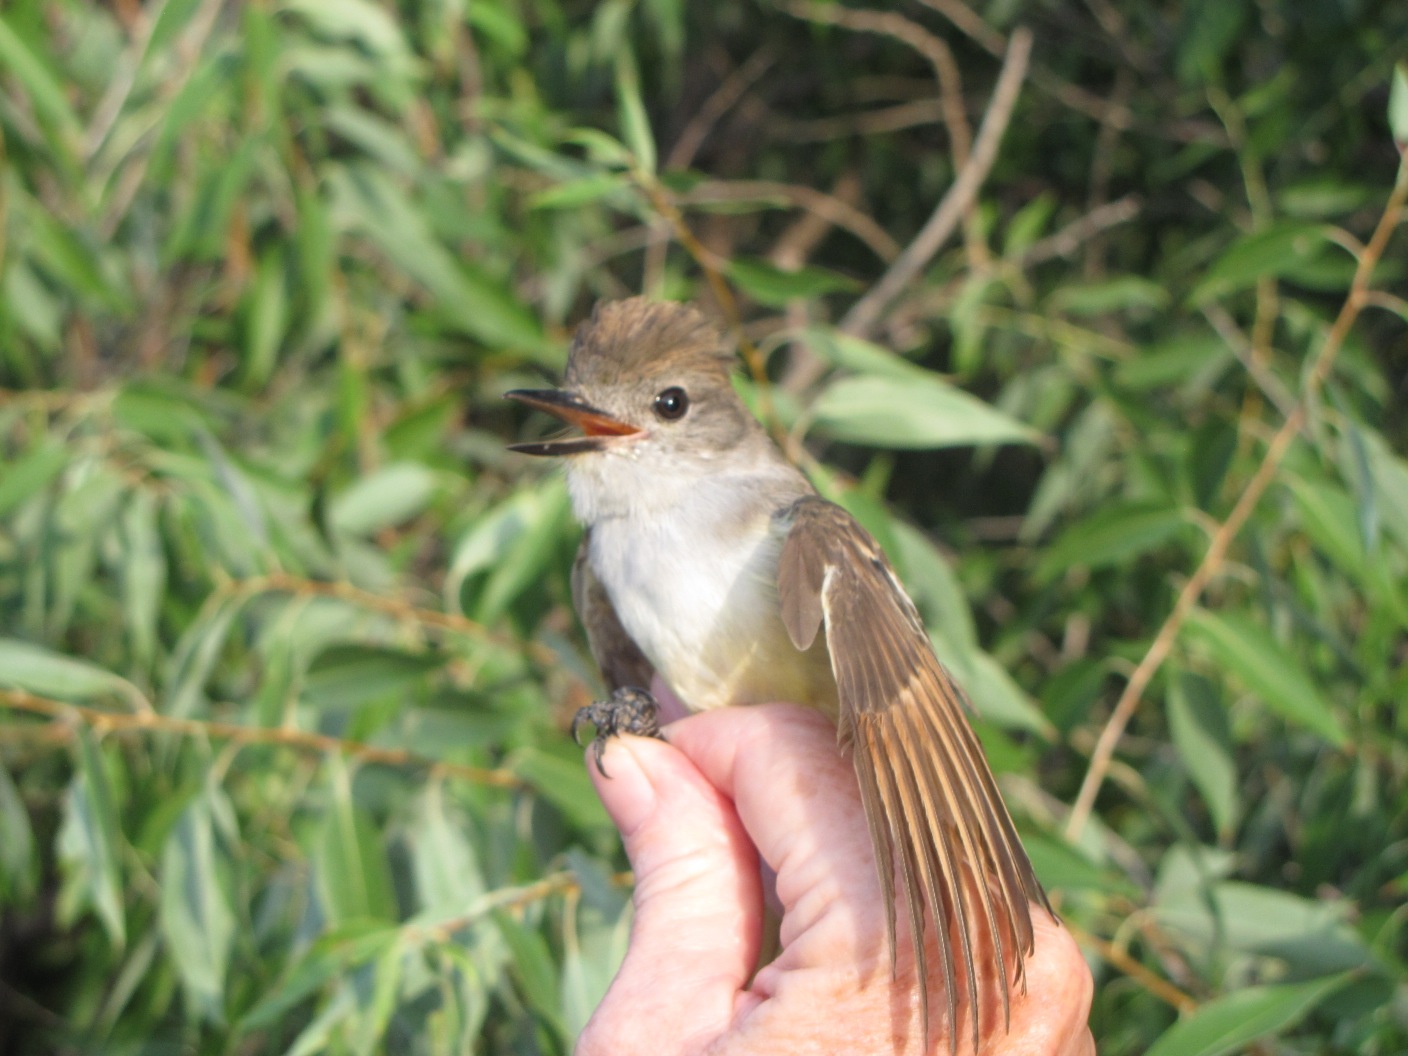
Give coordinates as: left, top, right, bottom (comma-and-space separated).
507, 300, 770, 518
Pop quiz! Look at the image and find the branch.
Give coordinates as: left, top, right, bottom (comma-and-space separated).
840, 27, 1033, 339
413, 868, 634, 945
779, 1, 973, 165
0, 687, 524, 789
677, 179, 900, 261
1063, 919, 1198, 1013
1065, 155, 1408, 839
666, 47, 776, 170
1017, 194, 1142, 267
226, 572, 560, 668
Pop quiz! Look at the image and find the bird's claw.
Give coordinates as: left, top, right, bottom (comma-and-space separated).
572, 686, 661, 776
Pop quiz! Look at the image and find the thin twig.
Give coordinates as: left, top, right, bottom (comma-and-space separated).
1064, 919, 1199, 1013
666, 47, 776, 170
779, 0, 988, 264
0, 687, 524, 789
841, 27, 1033, 339
1201, 303, 1299, 420
779, 1, 972, 165
1017, 195, 1142, 267
226, 572, 561, 668
414, 867, 635, 945
1065, 156, 1408, 839
644, 47, 777, 294
913, 0, 1006, 54
677, 179, 900, 261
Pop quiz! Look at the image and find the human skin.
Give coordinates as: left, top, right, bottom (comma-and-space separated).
575, 702, 1096, 1056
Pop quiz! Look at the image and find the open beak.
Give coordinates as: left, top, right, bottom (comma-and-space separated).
505, 389, 642, 456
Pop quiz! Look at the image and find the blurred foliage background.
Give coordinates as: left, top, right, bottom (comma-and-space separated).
1, 0, 1406, 1053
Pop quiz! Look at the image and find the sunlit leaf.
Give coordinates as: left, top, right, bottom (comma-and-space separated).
0, 639, 131, 701
0, 441, 67, 519
56, 731, 126, 948
811, 375, 1039, 450
1146, 974, 1350, 1056
1189, 222, 1333, 306
160, 790, 238, 1020
1168, 672, 1239, 837
614, 48, 655, 173
512, 748, 612, 831
1389, 61, 1408, 146
1038, 502, 1188, 579
329, 461, 438, 536
725, 259, 859, 307
1182, 610, 1347, 745
315, 760, 397, 924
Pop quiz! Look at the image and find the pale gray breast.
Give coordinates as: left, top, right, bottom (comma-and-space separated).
586, 484, 834, 712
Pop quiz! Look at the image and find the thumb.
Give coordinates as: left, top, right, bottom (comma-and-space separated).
577, 735, 761, 1055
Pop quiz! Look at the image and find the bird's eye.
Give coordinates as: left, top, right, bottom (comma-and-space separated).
653, 386, 689, 421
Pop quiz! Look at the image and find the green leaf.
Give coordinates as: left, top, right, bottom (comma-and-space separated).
409, 785, 486, 919
1168, 672, 1239, 837
448, 478, 572, 624
329, 462, 438, 536
240, 925, 396, 1031
1039, 502, 1188, 579
327, 165, 549, 356
1175, 0, 1247, 86
494, 910, 568, 1040
614, 49, 655, 173
0, 765, 37, 901
811, 375, 1039, 450
0, 16, 83, 158
302, 645, 440, 711
467, 0, 528, 56
0, 639, 131, 701
801, 326, 927, 382
57, 731, 126, 948
0, 441, 67, 519
1048, 277, 1170, 316
559, 856, 630, 1036
118, 491, 166, 672
315, 761, 396, 924
1189, 222, 1333, 307
1389, 61, 1408, 146
527, 173, 632, 211
1182, 609, 1347, 745
513, 748, 611, 831
242, 251, 288, 388
725, 259, 859, 307
1188, 419, 1237, 510
159, 790, 238, 1020
1146, 974, 1350, 1056
1157, 881, 1370, 974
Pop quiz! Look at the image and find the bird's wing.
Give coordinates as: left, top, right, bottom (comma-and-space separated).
776, 496, 1050, 1051
572, 532, 655, 692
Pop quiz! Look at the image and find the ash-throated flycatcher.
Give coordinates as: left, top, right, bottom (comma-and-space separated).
507, 298, 1051, 1051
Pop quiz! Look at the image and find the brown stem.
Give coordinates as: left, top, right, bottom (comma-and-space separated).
1, 688, 523, 788
841, 28, 1033, 339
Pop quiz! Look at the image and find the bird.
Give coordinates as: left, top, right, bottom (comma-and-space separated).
506, 297, 1052, 1052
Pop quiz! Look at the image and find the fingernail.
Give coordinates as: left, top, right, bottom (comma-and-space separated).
592, 739, 659, 835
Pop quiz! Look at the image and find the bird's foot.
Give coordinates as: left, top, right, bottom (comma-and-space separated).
572, 686, 662, 776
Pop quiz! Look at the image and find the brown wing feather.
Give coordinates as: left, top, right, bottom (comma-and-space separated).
572, 532, 655, 692
777, 497, 1051, 1052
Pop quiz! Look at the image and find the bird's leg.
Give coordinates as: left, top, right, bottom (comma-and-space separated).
571, 686, 662, 775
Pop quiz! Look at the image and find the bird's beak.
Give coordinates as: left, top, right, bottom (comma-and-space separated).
505, 389, 642, 456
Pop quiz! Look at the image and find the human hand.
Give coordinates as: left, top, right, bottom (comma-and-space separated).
576, 703, 1094, 1056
